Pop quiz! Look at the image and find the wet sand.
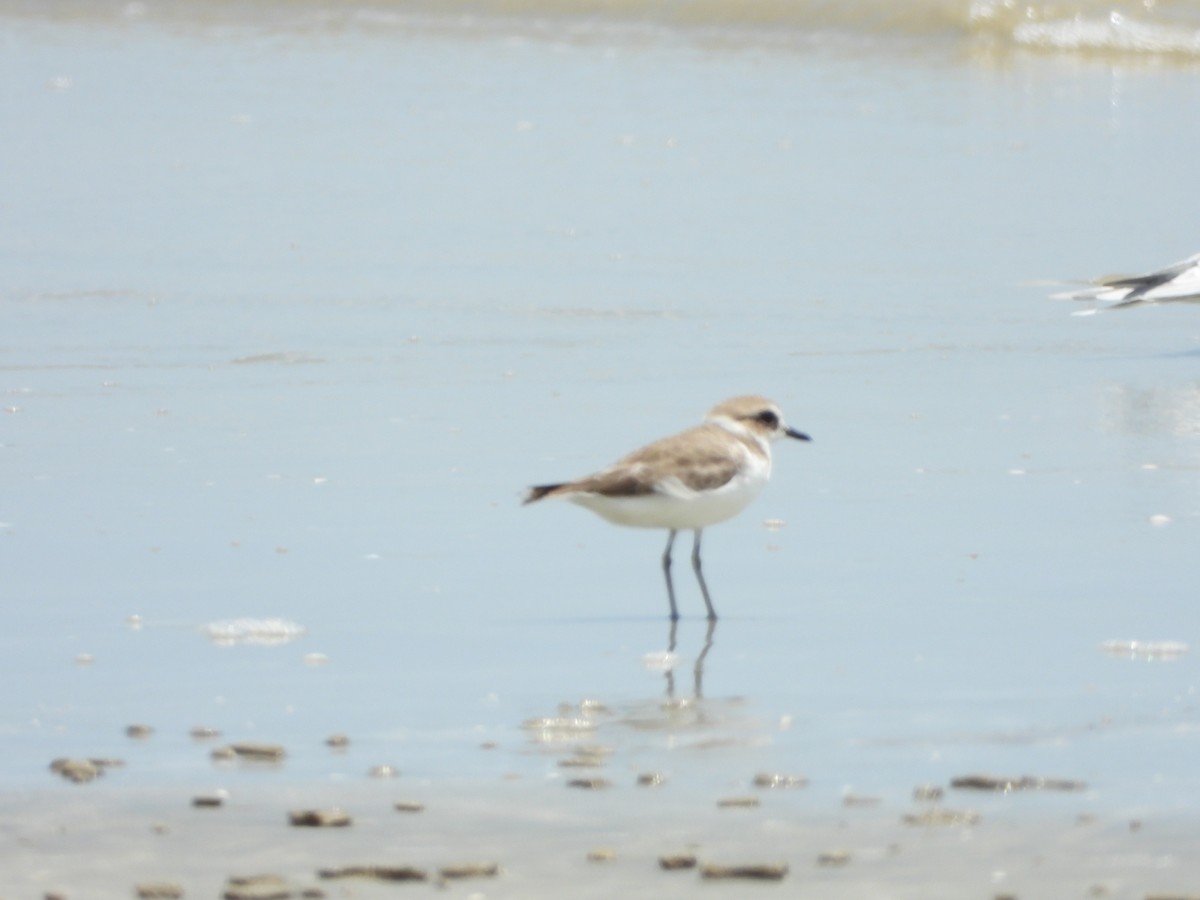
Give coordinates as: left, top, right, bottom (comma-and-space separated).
12, 741, 1200, 899
12, 660, 1200, 898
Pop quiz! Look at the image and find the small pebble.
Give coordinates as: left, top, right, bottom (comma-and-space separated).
587, 848, 617, 862
50, 757, 123, 784
559, 756, 605, 768
222, 873, 294, 899
189, 726, 221, 740
369, 764, 398, 778
637, 772, 666, 787
951, 774, 1086, 792
394, 801, 425, 813
126, 724, 155, 739
567, 777, 611, 790
318, 866, 426, 882
438, 863, 499, 879
658, 854, 697, 871
134, 882, 183, 899
717, 796, 760, 808
288, 808, 352, 827
325, 733, 350, 748
818, 850, 851, 867
50, 758, 101, 783
192, 793, 225, 808
902, 808, 980, 826
700, 863, 788, 881
212, 742, 286, 762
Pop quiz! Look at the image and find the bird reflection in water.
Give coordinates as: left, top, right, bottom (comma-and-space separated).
663, 618, 717, 701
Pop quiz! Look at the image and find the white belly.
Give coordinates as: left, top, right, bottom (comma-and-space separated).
568, 458, 770, 531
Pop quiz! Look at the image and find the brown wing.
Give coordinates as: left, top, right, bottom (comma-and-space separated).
574, 425, 746, 497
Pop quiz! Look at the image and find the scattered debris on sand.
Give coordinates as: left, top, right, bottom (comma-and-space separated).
913, 784, 944, 802
1099, 640, 1188, 660
659, 854, 698, 871
717, 796, 760, 808
902, 808, 980, 827
817, 850, 852, 867
49, 757, 124, 784
135, 881, 184, 899
222, 873, 304, 899
842, 793, 881, 808
700, 862, 788, 881
951, 774, 1086, 792
317, 865, 427, 882
212, 743, 287, 763
753, 772, 808, 789
438, 863, 499, 879
203, 618, 306, 647
288, 809, 352, 827
522, 716, 597, 742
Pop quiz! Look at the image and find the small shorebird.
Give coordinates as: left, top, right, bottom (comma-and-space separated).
1052, 251, 1200, 314
523, 395, 811, 620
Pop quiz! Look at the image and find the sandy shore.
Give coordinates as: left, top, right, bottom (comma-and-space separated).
9, 761, 1200, 899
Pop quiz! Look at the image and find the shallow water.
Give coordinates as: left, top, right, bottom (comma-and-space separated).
2, 5, 1200, 896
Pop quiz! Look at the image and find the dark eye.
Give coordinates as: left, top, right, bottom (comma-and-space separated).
755, 410, 779, 428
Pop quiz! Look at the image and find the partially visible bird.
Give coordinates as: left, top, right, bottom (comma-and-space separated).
523, 395, 810, 621
1052, 251, 1200, 314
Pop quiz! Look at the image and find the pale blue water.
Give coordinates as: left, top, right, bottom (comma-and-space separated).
1, 6, 1199, 895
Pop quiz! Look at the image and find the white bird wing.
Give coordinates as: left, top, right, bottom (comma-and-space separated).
1051, 251, 1200, 310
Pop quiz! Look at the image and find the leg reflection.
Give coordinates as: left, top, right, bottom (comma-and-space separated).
663, 617, 717, 701
694, 617, 716, 699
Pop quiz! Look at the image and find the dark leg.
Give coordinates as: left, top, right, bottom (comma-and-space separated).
691, 529, 717, 621
661, 529, 679, 621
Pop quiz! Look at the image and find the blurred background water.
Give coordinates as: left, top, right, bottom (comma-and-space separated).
1, 0, 1199, 857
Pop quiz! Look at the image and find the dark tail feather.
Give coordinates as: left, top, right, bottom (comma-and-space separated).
523, 483, 566, 505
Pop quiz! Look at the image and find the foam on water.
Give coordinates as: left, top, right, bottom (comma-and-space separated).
4, 0, 1200, 58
